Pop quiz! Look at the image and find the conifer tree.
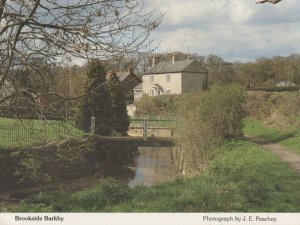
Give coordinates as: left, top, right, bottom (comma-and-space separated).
108, 73, 130, 135
77, 60, 112, 135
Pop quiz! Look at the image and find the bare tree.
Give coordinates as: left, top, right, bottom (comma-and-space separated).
0, 0, 162, 118
256, 0, 282, 4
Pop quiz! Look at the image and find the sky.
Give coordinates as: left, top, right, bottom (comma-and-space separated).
145, 0, 300, 62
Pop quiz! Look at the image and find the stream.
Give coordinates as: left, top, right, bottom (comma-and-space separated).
128, 147, 175, 187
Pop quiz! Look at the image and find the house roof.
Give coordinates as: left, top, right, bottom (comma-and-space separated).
116, 72, 129, 82
143, 59, 207, 75
276, 81, 296, 86
133, 83, 142, 90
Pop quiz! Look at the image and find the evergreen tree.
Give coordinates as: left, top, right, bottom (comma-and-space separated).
77, 60, 112, 135
108, 73, 130, 135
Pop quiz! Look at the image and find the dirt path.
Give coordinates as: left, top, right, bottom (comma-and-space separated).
262, 143, 300, 174
245, 136, 300, 174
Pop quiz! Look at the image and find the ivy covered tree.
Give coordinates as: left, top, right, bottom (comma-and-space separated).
77, 60, 112, 135
108, 73, 130, 136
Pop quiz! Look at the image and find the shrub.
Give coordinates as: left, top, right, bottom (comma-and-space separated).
107, 73, 129, 135
76, 60, 112, 135
249, 85, 300, 92
244, 91, 300, 128
135, 94, 180, 117
174, 84, 246, 174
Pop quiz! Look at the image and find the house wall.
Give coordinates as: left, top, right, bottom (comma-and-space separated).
133, 90, 143, 102
142, 73, 182, 95
181, 72, 208, 92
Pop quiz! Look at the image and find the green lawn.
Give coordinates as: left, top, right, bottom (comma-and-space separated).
243, 118, 300, 154
7, 140, 300, 212
0, 117, 84, 148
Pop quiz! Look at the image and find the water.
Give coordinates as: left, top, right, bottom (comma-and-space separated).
128, 147, 174, 187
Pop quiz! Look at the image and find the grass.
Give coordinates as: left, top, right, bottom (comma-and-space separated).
7, 140, 300, 212
243, 118, 300, 154
0, 117, 84, 148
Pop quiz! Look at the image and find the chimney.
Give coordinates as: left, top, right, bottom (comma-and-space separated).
152, 54, 160, 67
172, 52, 177, 64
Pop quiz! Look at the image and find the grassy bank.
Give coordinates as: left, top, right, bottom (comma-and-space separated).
0, 117, 84, 148
243, 118, 300, 154
8, 140, 300, 212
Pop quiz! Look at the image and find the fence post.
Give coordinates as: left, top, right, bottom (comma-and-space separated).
91, 116, 95, 135
143, 116, 148, 141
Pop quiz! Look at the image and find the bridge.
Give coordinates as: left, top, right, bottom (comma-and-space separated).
127, 116, 177, 139
88, 136, 175, 148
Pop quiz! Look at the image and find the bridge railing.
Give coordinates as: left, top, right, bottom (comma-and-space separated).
130, 116, 177, 129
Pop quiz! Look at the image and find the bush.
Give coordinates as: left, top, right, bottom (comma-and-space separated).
249, 85, 300, 92
135, 94, 180, 117
174, 84, 246, 174
244, 91, 300, 128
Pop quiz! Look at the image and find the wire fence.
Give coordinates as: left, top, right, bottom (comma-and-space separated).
0, 117, 83, 148
0, 115, 176, 148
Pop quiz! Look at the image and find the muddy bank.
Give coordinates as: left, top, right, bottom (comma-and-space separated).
0, 136, 138, 195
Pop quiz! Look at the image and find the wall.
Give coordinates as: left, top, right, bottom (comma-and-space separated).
128, 127, 176, 137
181, 72, 208, 92
142, 73, 182, 95
126, 104, 136, 117
133, 90, 143, 102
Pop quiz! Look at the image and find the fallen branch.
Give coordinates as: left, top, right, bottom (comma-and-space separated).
256, 0, 282, 4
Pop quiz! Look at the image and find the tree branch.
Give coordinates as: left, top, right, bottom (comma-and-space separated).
256, 0, 282, 4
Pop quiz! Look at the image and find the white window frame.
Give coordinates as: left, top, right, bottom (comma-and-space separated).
149, 89, 154, 96
149, 75, 154, 82
166, 74, 171, 82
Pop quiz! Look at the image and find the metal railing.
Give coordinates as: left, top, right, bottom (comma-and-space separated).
130, 115, 177, 129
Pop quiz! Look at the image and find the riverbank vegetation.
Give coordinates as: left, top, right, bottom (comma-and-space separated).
7, 139, 300, 212
173, 84, 245, 174
244, 91, 300, 129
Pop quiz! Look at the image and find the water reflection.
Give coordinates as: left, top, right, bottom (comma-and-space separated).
128, 147, 174, 187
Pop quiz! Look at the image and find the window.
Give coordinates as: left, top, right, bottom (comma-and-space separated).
149, 75, 154, 82
166, 89, 171, 95
149, 89, 154, 96
166, 74, 171, 82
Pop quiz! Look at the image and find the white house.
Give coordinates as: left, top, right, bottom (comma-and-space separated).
133, 83, 143, 102
137, 53, 208, 99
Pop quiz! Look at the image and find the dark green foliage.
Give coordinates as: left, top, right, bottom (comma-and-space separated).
77, 61, 130, 136
107, 73, 129, 135
77, 60, 112, 135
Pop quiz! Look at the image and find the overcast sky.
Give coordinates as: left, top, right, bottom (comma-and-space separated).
145, 0, 300, 62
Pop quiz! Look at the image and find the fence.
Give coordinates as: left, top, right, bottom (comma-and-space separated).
129, 115, 178, 140
130, 115, 177, 129
0, 116, 177, 147
0, 117, 83, 148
